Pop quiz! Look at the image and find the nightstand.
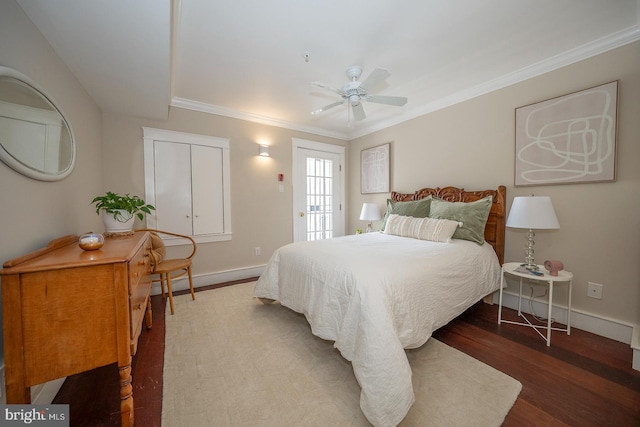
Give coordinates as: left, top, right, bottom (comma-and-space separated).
498, 262, 573, 346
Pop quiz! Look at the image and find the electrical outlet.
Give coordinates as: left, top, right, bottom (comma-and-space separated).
587, 282, 603, 299
254, 247, 261, 256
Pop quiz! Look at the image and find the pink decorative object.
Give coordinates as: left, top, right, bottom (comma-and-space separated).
544, 260, 564, 276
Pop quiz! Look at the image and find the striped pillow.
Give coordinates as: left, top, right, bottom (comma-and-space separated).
383, 214, 462, 243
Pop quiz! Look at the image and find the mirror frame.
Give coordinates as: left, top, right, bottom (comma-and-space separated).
0, 66, 76, 181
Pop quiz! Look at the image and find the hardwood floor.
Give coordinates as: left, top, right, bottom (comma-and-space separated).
433, 303, 640, 426
53, 280, 640, 426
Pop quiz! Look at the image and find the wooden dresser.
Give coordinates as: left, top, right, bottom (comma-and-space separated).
0, 231, 152, 427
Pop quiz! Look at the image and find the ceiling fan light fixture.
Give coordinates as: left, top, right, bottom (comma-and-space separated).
310, 65, 407, 122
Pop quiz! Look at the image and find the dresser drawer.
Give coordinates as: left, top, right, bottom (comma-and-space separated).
129, 236, 152, 354
128, 238, 150, 291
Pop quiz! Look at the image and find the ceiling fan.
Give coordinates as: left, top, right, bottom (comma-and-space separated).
310, 65, 408, 122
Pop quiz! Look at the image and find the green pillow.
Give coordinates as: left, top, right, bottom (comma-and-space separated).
428, 196, 493, 244
381, 196, 432, 230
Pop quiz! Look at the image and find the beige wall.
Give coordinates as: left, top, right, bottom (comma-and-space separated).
0, 1, 104, 358
348, 41, 640, 327
1, 0, 637, 366
101, 109, 345, 277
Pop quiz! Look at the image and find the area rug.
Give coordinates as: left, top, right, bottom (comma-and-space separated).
162, 282, 521, 426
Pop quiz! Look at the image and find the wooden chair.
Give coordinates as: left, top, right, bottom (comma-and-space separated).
137, 229, 196, 315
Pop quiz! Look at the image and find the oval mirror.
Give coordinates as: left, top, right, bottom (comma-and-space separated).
0, 66, 75, 181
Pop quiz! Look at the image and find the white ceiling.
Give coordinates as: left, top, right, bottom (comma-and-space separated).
17, 0, 640, 140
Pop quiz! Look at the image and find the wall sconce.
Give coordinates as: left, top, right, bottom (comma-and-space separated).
259, 144, 270, 157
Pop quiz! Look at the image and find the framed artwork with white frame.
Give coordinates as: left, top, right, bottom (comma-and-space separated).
361, 143, 390, 194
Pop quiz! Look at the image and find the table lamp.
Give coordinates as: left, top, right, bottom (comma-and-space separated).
506, 195, 559, 270
359, 203, 381, 233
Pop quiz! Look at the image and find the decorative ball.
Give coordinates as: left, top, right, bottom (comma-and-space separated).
79, 232, 105, 251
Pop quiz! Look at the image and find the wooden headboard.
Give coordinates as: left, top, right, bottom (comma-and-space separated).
390, 186, 506, 265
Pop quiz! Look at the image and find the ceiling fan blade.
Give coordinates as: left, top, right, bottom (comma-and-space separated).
359, 68, 390, 92
365, 95, 408, 106
311, 100, 345, 115
310, 81, 343, 95
352, 102, 366, 121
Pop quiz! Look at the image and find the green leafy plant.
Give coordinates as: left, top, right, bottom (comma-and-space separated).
91, 191, 155, 222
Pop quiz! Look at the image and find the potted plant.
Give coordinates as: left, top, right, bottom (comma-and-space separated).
91, 191, 155, 233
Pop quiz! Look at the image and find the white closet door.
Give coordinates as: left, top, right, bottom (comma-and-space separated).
154, 140, 193, 235
191, 144, 224, 235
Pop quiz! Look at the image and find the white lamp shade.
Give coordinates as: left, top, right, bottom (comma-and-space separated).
359, 203, 381, 221
507, 196, 560, 229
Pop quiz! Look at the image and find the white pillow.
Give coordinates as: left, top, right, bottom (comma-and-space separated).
383, 214, 462, 243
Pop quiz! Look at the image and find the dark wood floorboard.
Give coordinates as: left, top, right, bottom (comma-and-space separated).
433, 303, 640, 426
53, 280, 640, 426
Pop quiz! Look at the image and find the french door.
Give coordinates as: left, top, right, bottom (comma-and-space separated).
292, 139, 345, 242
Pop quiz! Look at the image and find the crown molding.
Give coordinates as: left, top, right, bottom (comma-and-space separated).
172, 26, 640, 142
170, 97, 349, 141
349, 25, 640, 140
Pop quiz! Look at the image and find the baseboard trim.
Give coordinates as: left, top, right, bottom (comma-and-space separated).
631, 326, 640, 371
499, 290, 633, 343
498, 290, 638, 371
150, 265, 265, 296
31, 378, 66, 404
0, 363, 65, 404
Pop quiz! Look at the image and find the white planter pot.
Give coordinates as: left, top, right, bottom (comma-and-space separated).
102, 210, 135, 233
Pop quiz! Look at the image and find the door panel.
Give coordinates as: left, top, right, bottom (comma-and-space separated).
191, 145, 224, 235
294, 146, 344, 241
153, 141, 192, 235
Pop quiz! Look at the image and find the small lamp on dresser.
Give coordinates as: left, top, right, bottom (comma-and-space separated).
506, 195, 560, 270
359, 203, 381, 233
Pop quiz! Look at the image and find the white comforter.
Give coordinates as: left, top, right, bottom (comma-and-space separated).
253, 232, 501, 426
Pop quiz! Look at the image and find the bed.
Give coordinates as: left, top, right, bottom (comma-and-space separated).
253, 186, 506, 426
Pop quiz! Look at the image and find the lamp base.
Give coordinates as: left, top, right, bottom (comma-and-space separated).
521, 229, 538, 271
365, 222, 373, 233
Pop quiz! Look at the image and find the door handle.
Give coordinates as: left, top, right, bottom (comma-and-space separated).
299, 211, 305, 217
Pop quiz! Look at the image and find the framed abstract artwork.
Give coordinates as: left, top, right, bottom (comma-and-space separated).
514, 81, 618, 186
361, 143, 390, 194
